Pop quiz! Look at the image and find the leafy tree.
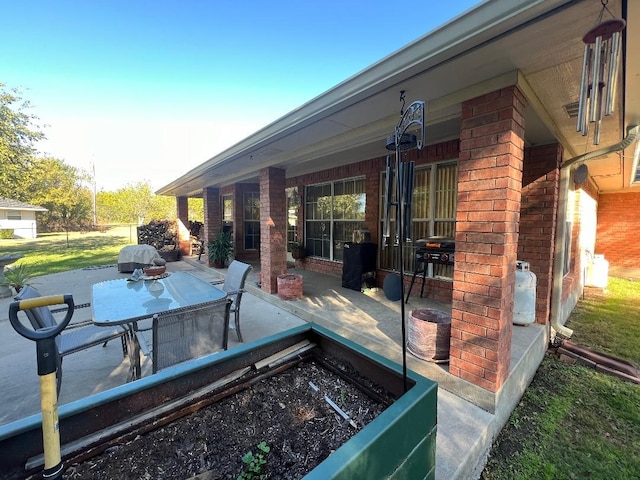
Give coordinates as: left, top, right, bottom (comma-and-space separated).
96, 181, 175, 225
25, 157, 93, 234
188, 197, 204, 223
0, 83, 44, 200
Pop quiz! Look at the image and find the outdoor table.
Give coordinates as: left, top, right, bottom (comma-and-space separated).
92, 271, 226, 379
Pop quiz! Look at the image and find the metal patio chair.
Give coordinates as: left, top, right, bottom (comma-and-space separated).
14, 285, 129, 394
135, 298, 231, 374
210, 260, 252, 342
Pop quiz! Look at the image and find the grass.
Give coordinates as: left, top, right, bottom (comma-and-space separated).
569, 277, 640, 366
482, 277, 640, 480
0, 225, 137, 278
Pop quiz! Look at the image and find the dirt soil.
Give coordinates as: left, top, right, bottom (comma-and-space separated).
34, 352, 394, 480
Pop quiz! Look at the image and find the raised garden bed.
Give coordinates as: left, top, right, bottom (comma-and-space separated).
0, 324, 437, 479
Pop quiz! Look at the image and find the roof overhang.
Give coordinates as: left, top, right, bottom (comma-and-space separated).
158, 0, 639, 197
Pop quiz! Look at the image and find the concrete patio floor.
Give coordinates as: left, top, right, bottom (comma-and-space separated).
0, 256, 548, 479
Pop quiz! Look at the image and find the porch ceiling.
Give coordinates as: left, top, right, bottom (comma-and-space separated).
158, 0, 639, 198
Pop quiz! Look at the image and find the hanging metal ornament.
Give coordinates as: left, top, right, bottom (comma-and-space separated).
382, 90, 425, 392
576, 0, 625, 145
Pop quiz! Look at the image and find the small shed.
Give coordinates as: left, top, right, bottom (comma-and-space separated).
0, 198, 48, 239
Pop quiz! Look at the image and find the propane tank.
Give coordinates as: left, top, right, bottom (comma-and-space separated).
514, 261, 537, 326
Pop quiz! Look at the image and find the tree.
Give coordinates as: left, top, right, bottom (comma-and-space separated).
188, 197, 204, 223
25, 157, 93, 233
0, 83, 44, 200
96, 181, 175, 225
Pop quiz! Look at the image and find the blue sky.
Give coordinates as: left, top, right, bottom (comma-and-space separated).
3, 1, 481, 191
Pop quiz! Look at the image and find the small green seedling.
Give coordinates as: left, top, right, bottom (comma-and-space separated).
238, 441, 271, 480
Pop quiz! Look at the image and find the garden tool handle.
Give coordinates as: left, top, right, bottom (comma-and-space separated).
8, 295, 73, 480
8, 295, 74, 341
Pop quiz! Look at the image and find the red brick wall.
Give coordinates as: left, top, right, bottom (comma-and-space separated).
203, 187, 220, 267
596, 192, 640, 268
288, 139, 459, 299
519, 144, 562, 324
176, 196, 189, 228
450, 86, 526, 392
260, 168, 287, 293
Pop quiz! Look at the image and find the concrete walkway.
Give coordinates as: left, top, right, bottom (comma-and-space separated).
0, 257, 542, 479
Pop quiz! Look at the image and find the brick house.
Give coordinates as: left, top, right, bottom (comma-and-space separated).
158, 0, 639, 402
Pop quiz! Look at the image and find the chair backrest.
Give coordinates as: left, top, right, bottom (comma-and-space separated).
14, 285, 59, 330
152, 298, 231, 373
222, 260, 252, 294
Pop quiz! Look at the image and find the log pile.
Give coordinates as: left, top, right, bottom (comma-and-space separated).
137, 220, 180, 261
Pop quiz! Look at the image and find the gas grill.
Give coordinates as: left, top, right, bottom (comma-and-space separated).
405, 238, 455, 303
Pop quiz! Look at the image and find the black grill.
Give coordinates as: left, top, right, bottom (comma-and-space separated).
405, 238, 455, 303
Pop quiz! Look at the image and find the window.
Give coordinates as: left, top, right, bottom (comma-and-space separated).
7, 211, 21, 220
286, 187, 299, 250
563, 221, 572, 276
380, 161, 458, 278
222, 195, 233, 224
305, 178, 366, 261
243, 192, 260, 250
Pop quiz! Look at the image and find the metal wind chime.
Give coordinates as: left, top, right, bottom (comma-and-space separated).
576, 0, 625, 145
382, 91, 425, 391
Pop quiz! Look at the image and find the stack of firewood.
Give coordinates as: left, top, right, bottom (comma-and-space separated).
137, 220, 179, 252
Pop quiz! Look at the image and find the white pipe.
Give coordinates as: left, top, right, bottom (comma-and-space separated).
550, 165, 573, 339
551, 125, 640, 339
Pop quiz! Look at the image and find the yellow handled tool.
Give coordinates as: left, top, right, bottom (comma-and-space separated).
9, 294, 74, 480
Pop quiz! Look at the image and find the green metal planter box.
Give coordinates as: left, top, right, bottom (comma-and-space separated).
0, 324, 437, 479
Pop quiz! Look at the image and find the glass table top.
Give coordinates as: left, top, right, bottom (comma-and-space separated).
92, 271, 226, 325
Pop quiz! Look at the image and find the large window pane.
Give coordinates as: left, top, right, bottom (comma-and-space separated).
380, 161, 457, 278
243, 192, 260, 250
305, 178, 366, 261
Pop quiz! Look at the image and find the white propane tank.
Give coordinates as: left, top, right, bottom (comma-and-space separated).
585, 254, 609, 288
514, 261, 537, 326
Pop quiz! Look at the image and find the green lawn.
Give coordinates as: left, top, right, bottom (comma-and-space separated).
0, 226, 136, 278
482, 277, 640, 480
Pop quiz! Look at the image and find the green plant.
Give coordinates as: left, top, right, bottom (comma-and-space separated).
0, 229, 14, 239
207, 229, 233, 267
1, 262, 34, 292
238, 441, 270, 480
289, 241, 306, 260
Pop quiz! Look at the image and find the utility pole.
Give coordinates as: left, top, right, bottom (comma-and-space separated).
91, 160, 97, 227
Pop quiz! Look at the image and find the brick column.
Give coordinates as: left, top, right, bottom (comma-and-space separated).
260, 167, 287, 293
203, 187, 220, 267
451, 86, 526, 392
177, 196, 189, 228
520, 144, 562, 324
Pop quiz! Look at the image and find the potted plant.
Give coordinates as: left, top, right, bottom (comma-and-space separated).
1, 263, 34, 293
208, 229, 233, 268
289, 242, 306, 260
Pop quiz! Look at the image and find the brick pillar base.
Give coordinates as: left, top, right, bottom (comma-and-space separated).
260, 167, 287, 293
203, 187, 220, 267
450, 86, 526, 392
177, 196, 189, 229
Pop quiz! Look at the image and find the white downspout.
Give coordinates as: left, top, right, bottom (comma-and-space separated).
550, 166, 573, 339
550, 125, 640, 340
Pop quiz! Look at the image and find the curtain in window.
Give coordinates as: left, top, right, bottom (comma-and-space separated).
380, 162, 457, 278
